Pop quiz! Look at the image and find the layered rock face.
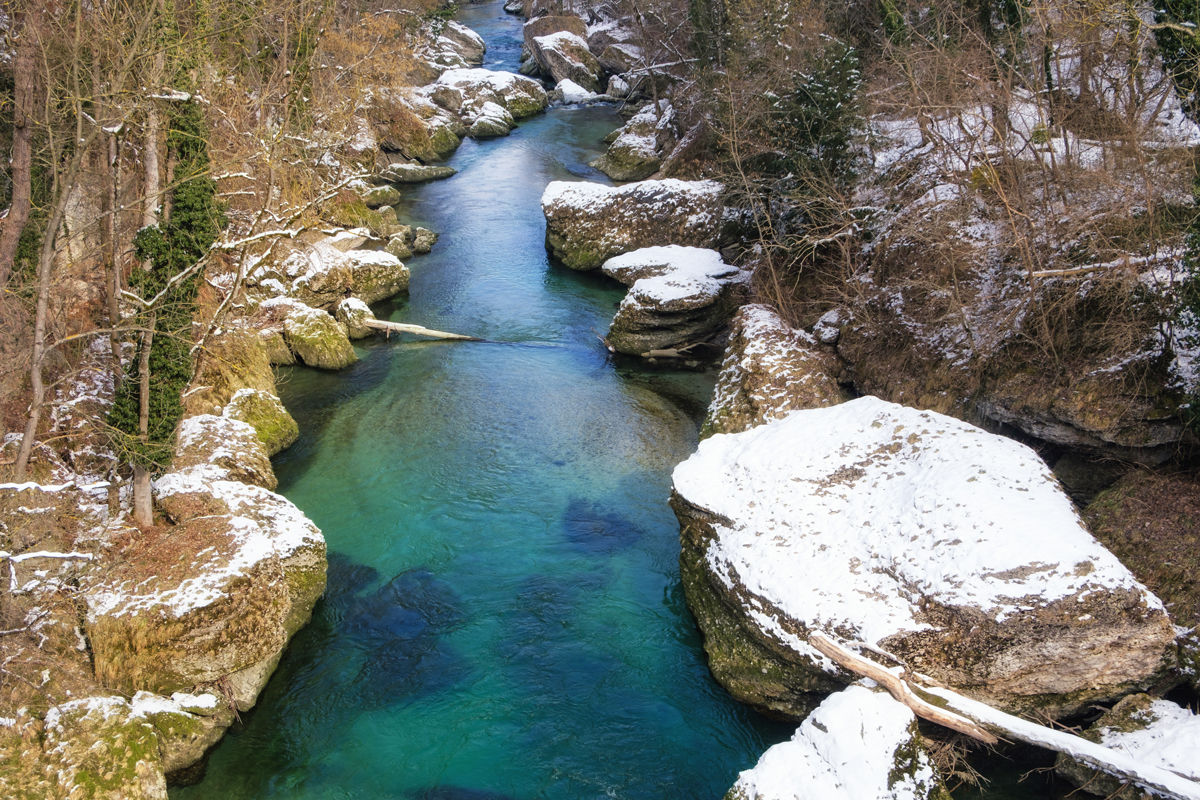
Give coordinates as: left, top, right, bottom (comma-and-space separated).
726, 684, 946, 800
672, 396, 1174, 719
702, 304, 845, 437
599, 245, 749, 355
541, 179, 725, 270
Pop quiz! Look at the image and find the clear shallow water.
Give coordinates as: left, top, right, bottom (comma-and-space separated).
173, 5, 791, 798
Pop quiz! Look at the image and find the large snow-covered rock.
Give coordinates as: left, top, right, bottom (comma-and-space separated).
1055, 693, 1200, 797
261, 298, 357, 370
436, 68, 549, 121
531, 30, 604, 93
422, 20, 486, 71
169, 414, 276, 491
601, 245, 749, 355
541, 179, 725, 271
85, 465, 326, 702
703, 305, 845, 437
725, 684, 945, 800
591, 102, 676, 181
671, 396, 1174, 719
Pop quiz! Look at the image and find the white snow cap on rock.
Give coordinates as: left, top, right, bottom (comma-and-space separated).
672, 396, 1159, 652
555, 78, 598, 103
1098, 699, 1200, 781
730, 684, 941, 800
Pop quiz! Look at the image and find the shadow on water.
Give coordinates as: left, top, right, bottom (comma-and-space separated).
406, 788, 521, 800
183, 554, 469, 796
560, 497, 645, 553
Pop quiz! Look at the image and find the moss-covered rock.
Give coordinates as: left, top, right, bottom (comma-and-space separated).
702, 304, 846, 438
541, 179, 725, 271
413, 227, 439, 254
346, 249, 410, 304
223, 388, 299, 457
185, 325, 279, 420
265, 299, 357, 370
336, 297, 376, 339
360, 184, 401, 209
436, 68, 549, 121
386, 234, 415, 261
591, 102, 675, 182
39, 697, 167, 800
378, 162, 457, 183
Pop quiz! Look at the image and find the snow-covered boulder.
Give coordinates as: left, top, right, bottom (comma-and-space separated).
378, 161, 457, 183
523, 15, 588, 52
468, 100, 516, 138
423, 20, 486, 71
360, 183, 400, 208
702, 305, 845, 437
85, 412, 326, 706
601, 245, 749, 355
532, 30, 604, 93
282, 240, 355, 308
346, 248, 410, 304
671, 396, 1175, 719
726, 684, 945, 800
541, 179, 725, 271
222, 387, 299, 457
436, 68, 549, 120
1055, 693, 1200, 797
591, 102, 676, 181
550, 78, 600, 104
256, 298, 356, 370
170, 414, 276, 491
336, 296, 376, 339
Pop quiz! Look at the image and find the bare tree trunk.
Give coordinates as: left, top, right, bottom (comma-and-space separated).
143, 106, 161, 237
0, 6, 42, 287
132, 309, 155, 527
12, 238, 53, 481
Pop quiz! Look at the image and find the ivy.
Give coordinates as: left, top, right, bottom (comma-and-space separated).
107, 100, 225, 472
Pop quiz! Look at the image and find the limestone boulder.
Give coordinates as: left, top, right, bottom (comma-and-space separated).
523, 15, 587, 53
170, 414, 276, 491
423, 20, 486, 70
702, 304, 845, 437
360, 183, 401, 208
223, 387, 299, 457
346, 249, 410, 303
541, 178, 725, 271
85, 469, 326, 700
600, 245, 749, 355
413, 227, 439, 254
336, 297, 377, 339
591, 101, 676, 181
1055, 694, 1200, 797
531, 31, 604, 94
671, 396, 1175, 720
378, 162, 457, 183
725, 684, 946, 800
258, 297, 357, 369
437, 68, 549, 121
469, 101, 516, 138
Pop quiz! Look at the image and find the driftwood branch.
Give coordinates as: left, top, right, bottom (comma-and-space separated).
808, 632, 998, 744
363, 319, 482, 341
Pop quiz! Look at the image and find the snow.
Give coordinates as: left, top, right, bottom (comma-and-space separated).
556, 79, 598, 104
927, 688, 1200, 800
438, 68, 525, 93
541, 178, 723, 214
672, 396, 1158, 655
534, 30, 590, 53
730, 684, 939, 800
602, 245, 744, 306
1098, 700, 1200, 782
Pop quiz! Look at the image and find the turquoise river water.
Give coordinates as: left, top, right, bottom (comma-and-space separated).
173, 4, 796, 798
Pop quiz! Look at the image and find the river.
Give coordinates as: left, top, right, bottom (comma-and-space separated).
172, 3, 792, 798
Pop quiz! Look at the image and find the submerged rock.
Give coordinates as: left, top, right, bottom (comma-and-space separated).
672, 396, 1174, 719
702, 304, 845, 437
725, 684, 946, 800
1055, 693, 1200, 797
541, 178, 725, 271
600, 245, 749, 355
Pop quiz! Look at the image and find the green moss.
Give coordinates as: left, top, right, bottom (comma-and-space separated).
224, 389, 299, 456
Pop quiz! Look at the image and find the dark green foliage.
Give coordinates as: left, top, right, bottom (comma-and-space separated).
1154, 0, 1200, 121
766, 38, 862, 189
107, 101, 224, 471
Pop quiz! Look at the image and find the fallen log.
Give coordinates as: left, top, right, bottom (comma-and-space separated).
363, 319, 482, 341
809, 632, 997, 744
809, 632, 1200, 800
